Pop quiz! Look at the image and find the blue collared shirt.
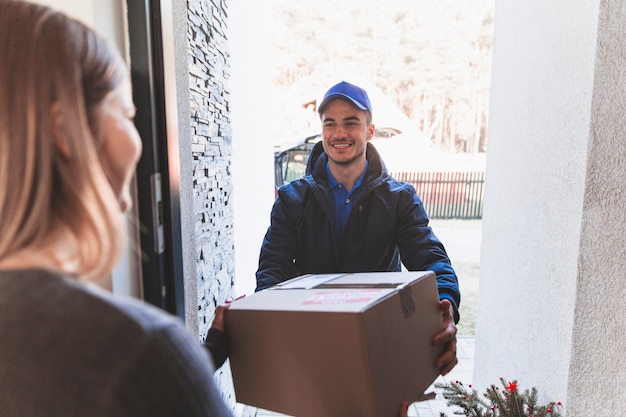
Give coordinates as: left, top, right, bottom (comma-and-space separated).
326, 161, 368, 241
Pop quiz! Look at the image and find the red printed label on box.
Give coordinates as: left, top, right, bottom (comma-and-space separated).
301, 290, 384, 305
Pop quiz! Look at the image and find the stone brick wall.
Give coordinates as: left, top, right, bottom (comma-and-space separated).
187, 0, 235, 340
185, 0, 241, 412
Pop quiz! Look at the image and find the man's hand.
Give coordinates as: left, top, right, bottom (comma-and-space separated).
433, 299, 458, 375
399, 402, 409, 417
210, 302, 229, 331
211, 295, 245, 331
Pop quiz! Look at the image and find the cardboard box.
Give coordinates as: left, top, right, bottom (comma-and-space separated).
225, 271, 444, 417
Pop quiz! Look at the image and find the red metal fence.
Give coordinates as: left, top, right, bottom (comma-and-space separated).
391, 171, 485, 219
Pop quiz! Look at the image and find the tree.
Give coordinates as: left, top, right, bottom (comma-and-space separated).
271, 0, 494, 154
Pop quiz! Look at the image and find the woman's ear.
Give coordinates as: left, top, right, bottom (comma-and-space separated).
50, 102, 71, 159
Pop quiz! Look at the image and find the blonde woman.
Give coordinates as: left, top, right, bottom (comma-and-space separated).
0, 1, 232, 416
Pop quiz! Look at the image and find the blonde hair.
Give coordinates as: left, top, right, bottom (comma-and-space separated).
0, 1, 128, 280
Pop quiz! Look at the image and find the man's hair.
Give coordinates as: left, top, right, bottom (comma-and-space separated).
0, 0, 128, 280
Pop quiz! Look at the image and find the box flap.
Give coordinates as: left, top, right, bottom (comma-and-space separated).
272, 271, 432, 290
272, 273, 347, 289
230, 286, 396, 313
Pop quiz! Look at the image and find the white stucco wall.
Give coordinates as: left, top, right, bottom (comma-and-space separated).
230, 1, 276, 298
476, 0, 626, 415
566, 1, 626, 414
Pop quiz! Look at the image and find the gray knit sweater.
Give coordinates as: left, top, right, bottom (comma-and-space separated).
0, 269, 233, 417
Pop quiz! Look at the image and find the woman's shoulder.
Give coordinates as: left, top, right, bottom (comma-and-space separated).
1, 268, 183, 342
0, 269, 231, 417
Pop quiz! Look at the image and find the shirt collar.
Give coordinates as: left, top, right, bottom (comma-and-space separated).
326, 160, 369, 190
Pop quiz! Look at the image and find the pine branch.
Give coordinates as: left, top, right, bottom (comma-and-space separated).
435, 378, 562, 417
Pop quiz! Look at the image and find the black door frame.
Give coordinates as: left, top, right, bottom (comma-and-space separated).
126, 0, 185, 320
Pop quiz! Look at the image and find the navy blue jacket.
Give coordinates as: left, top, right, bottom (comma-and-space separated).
256, 141, 461, 322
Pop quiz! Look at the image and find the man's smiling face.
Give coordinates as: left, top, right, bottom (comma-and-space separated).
320, 98, 375, 167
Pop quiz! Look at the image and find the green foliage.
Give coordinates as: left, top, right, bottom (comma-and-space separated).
435, 378, 563, 417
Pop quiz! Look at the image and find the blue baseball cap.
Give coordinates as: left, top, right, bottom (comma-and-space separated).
317, 81, 373, 117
